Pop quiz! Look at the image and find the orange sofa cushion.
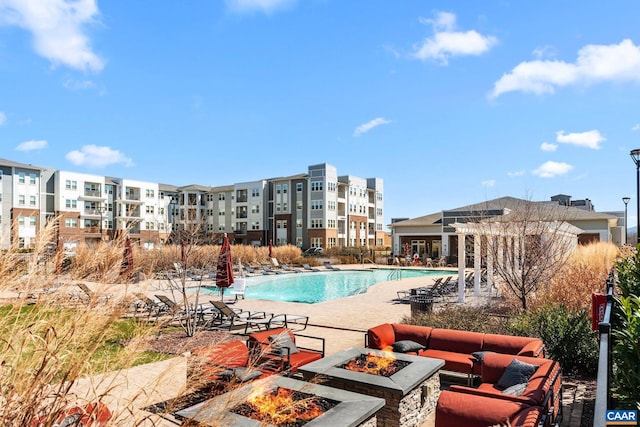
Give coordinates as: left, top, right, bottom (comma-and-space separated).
482, 333, 544, 357
435, 390, 535, 427
429, 328, 484, 354
367, 323, 395, 350
191, 340, 249, 368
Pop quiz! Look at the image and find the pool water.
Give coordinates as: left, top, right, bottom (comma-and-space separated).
207, 269, 450, 304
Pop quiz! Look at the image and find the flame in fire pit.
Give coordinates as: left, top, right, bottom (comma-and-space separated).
231, 386, 338, 426
340, 352, 410, 377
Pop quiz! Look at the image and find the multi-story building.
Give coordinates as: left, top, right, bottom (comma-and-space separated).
0, 158, 386, 251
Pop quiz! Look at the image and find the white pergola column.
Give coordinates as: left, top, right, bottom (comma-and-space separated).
457, 232, 466, 303
486, 236, 494, 292
473, 234, 481, 296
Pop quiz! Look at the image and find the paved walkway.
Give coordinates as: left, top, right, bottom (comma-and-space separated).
63, 265, 586, 426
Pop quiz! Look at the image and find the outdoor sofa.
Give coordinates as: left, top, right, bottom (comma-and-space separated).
246, 327, 325, 373
365, 323, 545, 382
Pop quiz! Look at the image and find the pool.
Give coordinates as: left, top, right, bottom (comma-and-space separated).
204, 269, 451, 304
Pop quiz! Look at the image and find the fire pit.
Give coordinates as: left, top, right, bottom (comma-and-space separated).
298, 347, 444, 427
174, 376, 385, 426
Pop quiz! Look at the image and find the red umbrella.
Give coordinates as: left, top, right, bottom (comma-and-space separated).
215, 234, 234, 300
268, 239, 273, 259
120, 236, 134, 279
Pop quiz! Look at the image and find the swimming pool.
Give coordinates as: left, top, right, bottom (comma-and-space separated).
204, 269, 450, 304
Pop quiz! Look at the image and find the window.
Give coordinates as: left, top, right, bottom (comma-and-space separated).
18, 216, 25, 226
105, 185, 113, 194
311, 181, 323, 191
218, 193, 225, 201
219, 211, 225, 216
146, 222, 155, 230
277, 220, 287, 229
276, 185, 281, 194
207, 194, 214, 202
296, 201, 303, 209
18, 172, 25, 184
29, 195, 36, 206
0, 194, 2, 202
283, 184, 288, 194
251, 205, 260, 214
311, 219, 323, 228
328, 237, 336, 248
146, 206, 155, 214
0, 170, 2, 180
276, 203, 281, 212
146, 189, 155, 198
218, 225, 226, 231
65, 180, 77, 190
283, 202, 288, 211
296, 219, 302, 228
159, 207, 165, 215
251, 221, 260, 230
311, 238, 322, 248
327, 200, 336, 210
311, 200, 323, 210
328, 182, 336, 191
296, 183, 303, 192
105, 220, 113, 229
65, 218, 78, 228
252, 188, 260, 197
376, 192, 383, 201
327, 219, 336, 228
18, 195, 25, 205
29, 173, 36, 184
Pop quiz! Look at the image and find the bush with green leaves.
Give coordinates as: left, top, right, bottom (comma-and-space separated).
506, 304, 598, 377
615, 249, 640, 298
611, 295, 640, 409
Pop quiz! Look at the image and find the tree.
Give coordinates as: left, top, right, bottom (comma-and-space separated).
471, 198, 579, 311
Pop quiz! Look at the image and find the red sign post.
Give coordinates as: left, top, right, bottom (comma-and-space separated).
591, 293, 608, 331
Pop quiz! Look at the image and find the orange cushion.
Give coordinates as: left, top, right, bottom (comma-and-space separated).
429, 328, 484, 354
367, 323, 395, 350
435, 390, 532, 427
482, 333, 542, 356
191, 340, 249, 368
421, 349, 474, 373
392, 323, 432, 347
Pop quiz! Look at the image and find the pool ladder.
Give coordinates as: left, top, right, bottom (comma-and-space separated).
387, 269, 402, 281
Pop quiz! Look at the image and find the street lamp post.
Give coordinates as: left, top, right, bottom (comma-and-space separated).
623, 197, 630, 245
630, 149, 640, 244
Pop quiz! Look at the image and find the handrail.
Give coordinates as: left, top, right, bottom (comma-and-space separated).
387, 269, 401, 281
594, 270, 615, 427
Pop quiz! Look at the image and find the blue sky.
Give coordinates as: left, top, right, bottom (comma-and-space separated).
2, 0, 640, 228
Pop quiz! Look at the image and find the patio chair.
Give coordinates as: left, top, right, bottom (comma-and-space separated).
134, 293, 166, 319
262, 265, 284, 275
302, 263, 320, 272
76, 283, 110, 304
247, 328, 325, 373
270, 258, 283, 269
323, 261, 340, 271
242, 313, 310, 334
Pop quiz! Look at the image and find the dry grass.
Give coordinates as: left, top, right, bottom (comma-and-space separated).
531, 241, 619, 314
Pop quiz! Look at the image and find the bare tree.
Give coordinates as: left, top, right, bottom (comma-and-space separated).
474, 198, 580, 311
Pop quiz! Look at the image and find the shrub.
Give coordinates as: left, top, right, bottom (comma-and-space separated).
506, 304, 598, 377
403, 304, 511, 335
611, 295, 640, 409
616, 248, 640, 298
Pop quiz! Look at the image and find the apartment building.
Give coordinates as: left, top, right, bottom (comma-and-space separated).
0, 158, 385, 251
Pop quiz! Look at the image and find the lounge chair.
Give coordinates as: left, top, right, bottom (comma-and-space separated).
242, 313, 310, 334
208, 300, 271, 331
302, 263, 320, 272
281, 264, 302, 273
76, 283, 110, 304
134, 293, 166, 319
270, 258, 282, 269
262, 265, 284, 275
243, 265, 259, 275
323, 261, 340, 271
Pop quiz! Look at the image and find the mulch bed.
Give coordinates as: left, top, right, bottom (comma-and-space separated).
139, 329, 241, 355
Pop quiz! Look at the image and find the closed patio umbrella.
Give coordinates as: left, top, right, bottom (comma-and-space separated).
215, 234, 234, 300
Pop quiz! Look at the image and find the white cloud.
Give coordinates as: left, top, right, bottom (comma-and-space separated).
353, 117, 392, 137
226, 0, 296, 14
412, 11, 498, 65
632, 124, 640, 131
481, 179, 496, 188
63, 78, 96, 90
491, 39, 640, 98
540, 142, 558, 152
0, 0, 104, 72
508, 170, 526, 177
532, 161, 573, 178
65, 145, 133, 168
0, 112, 5, 126
16, 139, 47, 151
556, 130, 605, 149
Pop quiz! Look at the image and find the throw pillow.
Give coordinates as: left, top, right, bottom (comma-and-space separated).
268, 332, 299, 356
502, 382, 528, 396
217, 368, 235, 381
392, 340, 425, 353
232, 367, 263, 382
495, 359, 538, 390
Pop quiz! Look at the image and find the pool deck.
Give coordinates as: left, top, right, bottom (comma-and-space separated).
3, 265, 588, 426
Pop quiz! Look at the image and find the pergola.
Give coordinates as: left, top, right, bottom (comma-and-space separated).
450, 221, 582, 303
